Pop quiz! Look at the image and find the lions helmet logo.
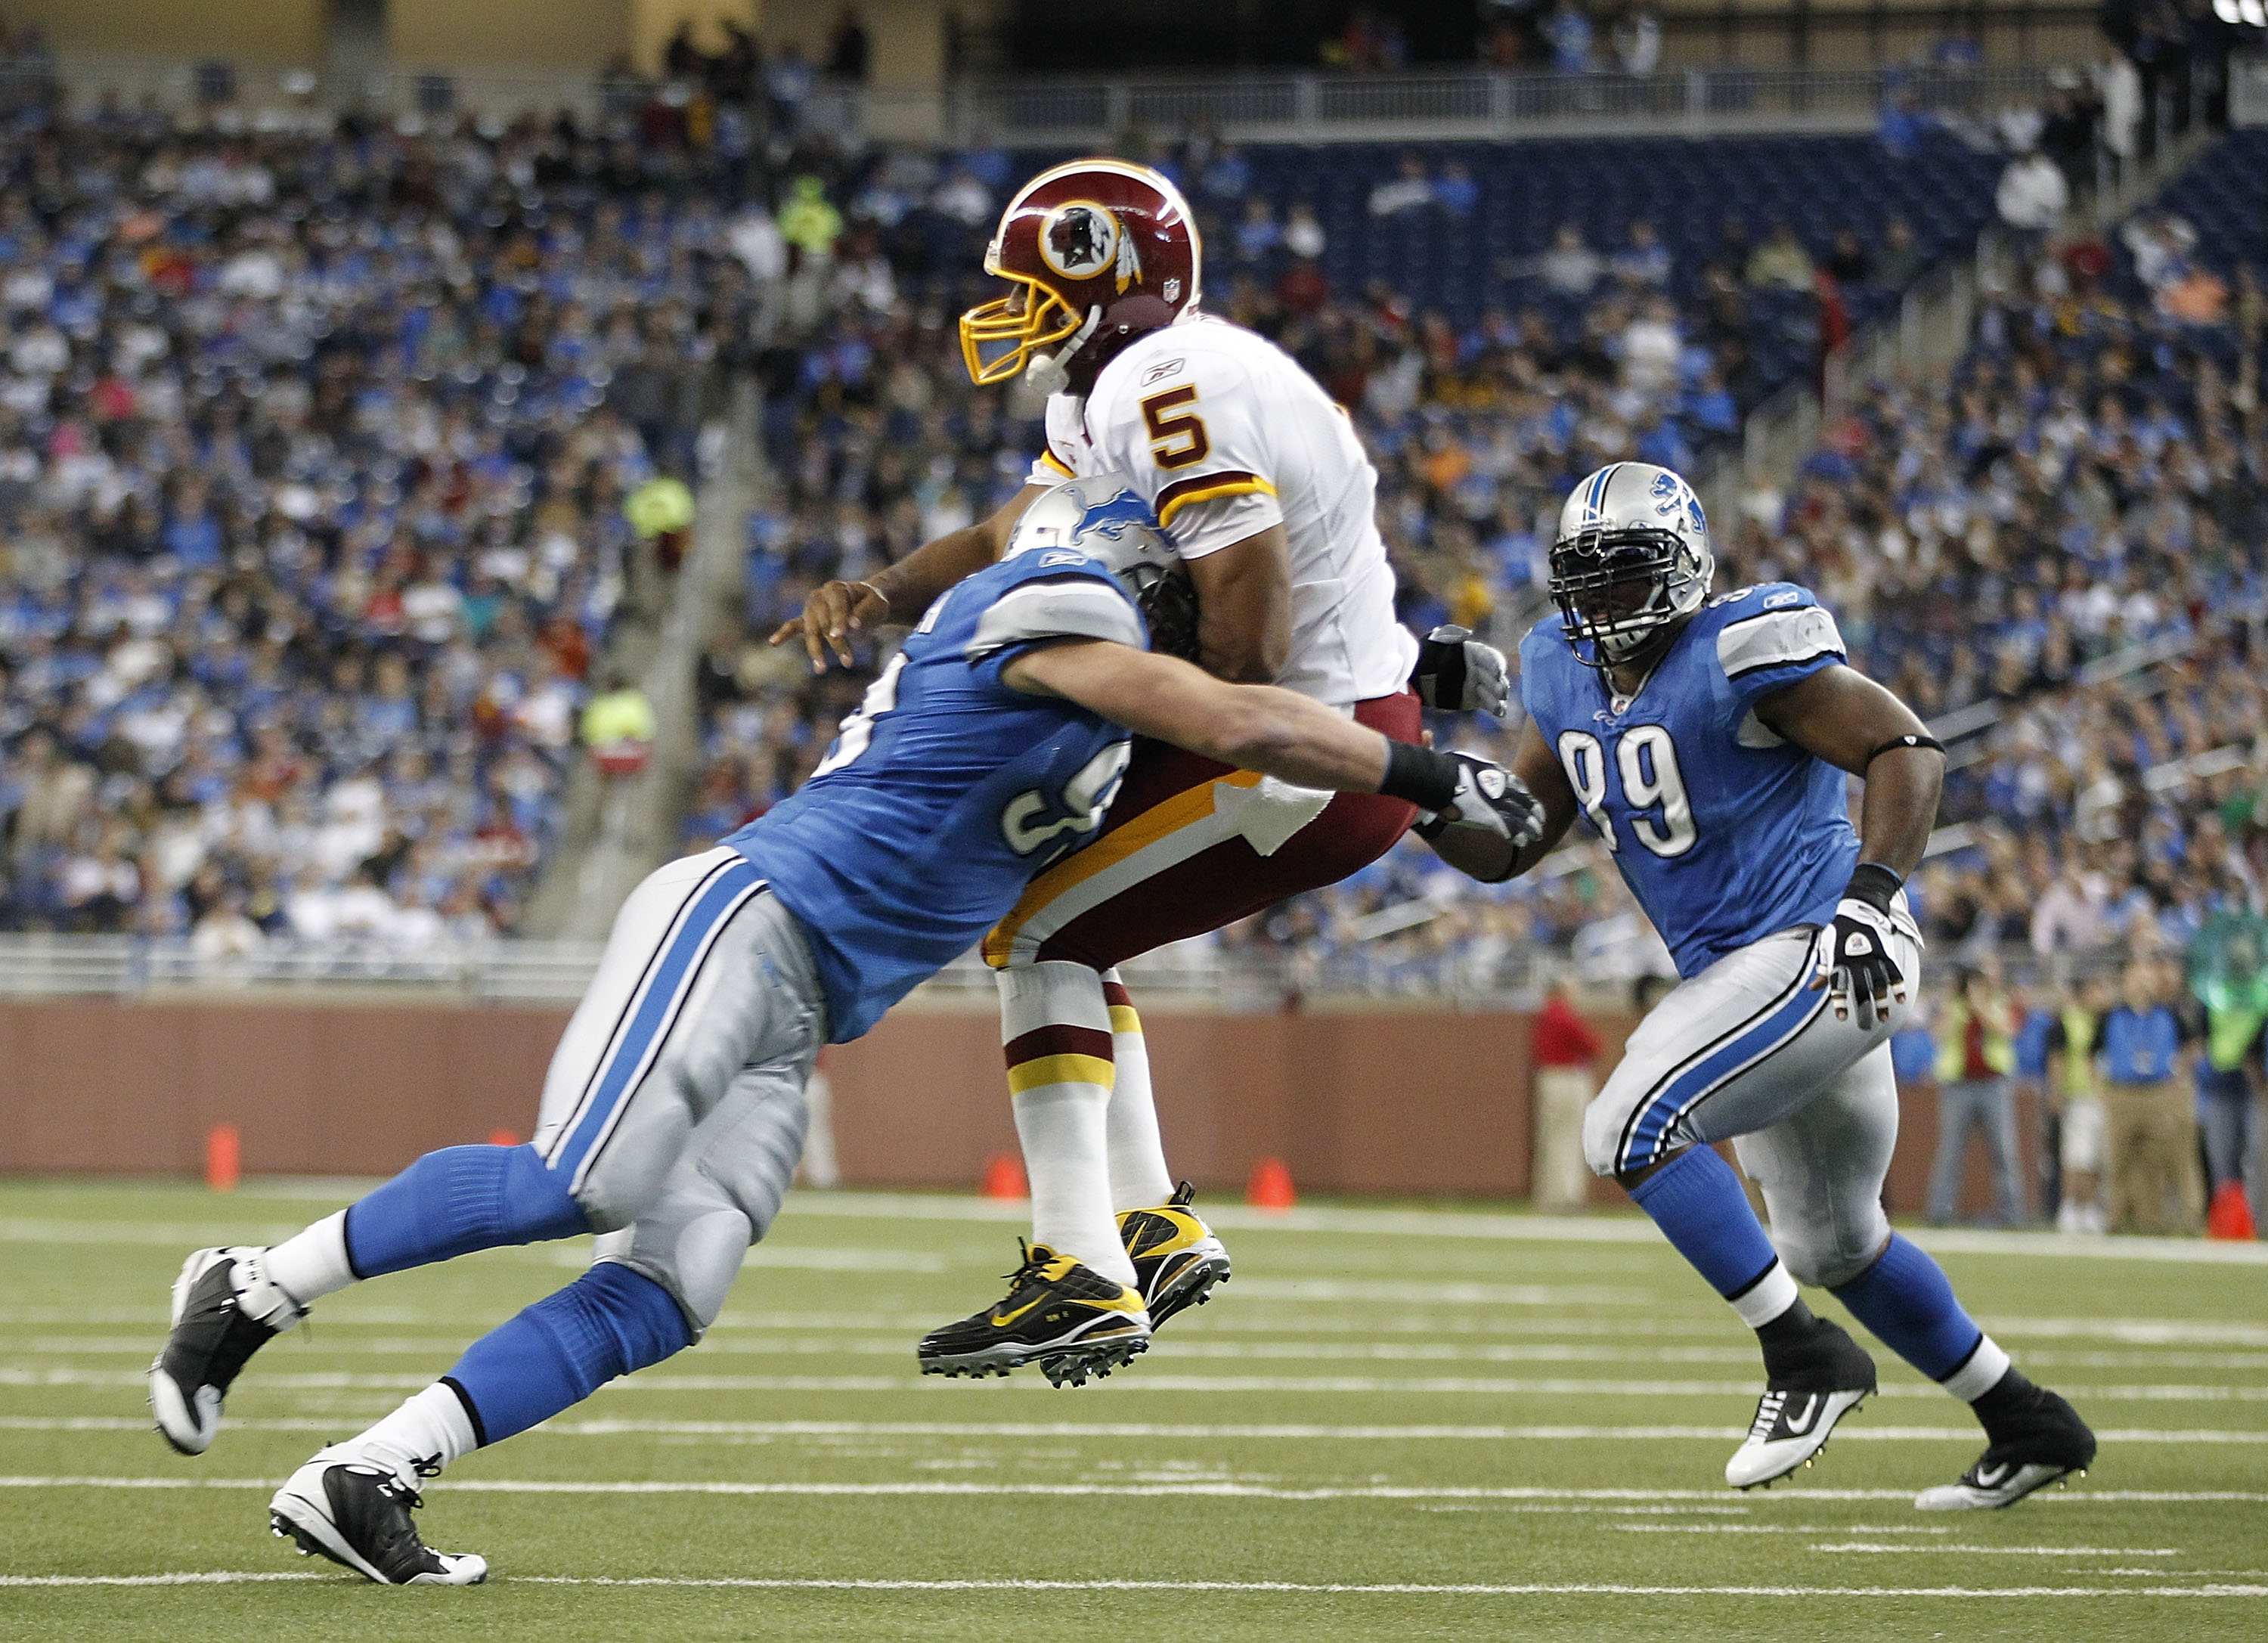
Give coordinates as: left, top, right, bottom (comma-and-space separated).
1074, 486, 1156, 544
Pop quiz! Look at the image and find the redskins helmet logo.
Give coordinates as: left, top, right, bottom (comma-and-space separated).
1039, 202, 1142, 292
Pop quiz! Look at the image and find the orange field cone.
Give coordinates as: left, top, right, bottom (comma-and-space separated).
1247, 1155, 1297, 1211
205, 1124, 240, 1194
488, 1128, 519, 1147
980, 1152, 1028, 1200
2207, 1181, 2257, 1241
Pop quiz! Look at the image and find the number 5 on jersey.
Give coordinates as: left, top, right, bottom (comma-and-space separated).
1141, 385, 1211, 470
1557, 726, 1697, 858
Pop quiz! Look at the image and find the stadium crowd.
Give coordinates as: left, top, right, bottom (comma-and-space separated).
0, 98, 740, 946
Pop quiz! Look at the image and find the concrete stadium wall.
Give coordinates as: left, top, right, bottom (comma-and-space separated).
0, 997, 2020, 1216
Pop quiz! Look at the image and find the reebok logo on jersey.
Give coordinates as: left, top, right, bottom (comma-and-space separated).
1142, 357, 1184, 384
1039, 550, 1087, 568
1766, 589, 1802, 608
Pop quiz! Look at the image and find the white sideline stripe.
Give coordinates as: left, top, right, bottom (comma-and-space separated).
778, 1191, 2268, 1265
0, 1572, 324, 1587
7, 1415, 2261, 1447
3, 1570, 2263, 1597
2, 1477, 2262, 1505
12, 1366, 2268, 1403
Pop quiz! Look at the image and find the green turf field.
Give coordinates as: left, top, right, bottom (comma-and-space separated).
1, 1178, 2263, 1641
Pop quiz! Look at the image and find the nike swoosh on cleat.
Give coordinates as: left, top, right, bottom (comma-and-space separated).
988, 1299, 1044, 1328
1975, 1462, 2012, 1487
1782, 1395, 1820, 1437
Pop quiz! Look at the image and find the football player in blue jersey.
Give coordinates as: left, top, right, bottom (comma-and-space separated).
1431, 461, 2095, 1510
144, 476, 1544, 1585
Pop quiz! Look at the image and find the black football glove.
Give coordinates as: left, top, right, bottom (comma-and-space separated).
1811, 863, 1910, 1030
1411, 625, 1511, 717
1414, 754, 1545, 850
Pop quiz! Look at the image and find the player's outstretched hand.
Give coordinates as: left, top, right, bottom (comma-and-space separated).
769, 579, 889, 671
1411, 625, 1512, 716
1417, 754, 1545, 849
1811, 864, 1908, 1030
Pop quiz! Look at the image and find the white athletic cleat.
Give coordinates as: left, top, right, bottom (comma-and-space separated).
1724, 1315, 1876, 1490
1725, 1386, 1871, 1489
1916, 1383, 2096, 1510
149, 1247, 305, 1455
270, 1450, 488, 1585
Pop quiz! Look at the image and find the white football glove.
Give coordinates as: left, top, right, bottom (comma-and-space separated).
1417, 754, 1546, 850
1811, 864, 1913, 1030
1411, 625, 1512, 717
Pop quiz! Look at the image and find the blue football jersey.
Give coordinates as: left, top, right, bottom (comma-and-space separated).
727, 550, 1145, 1040
1520, 582, 1858, 978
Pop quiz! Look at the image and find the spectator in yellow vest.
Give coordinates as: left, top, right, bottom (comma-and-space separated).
2043, 975, 2113, 1234
1927, 964, 2025, 1226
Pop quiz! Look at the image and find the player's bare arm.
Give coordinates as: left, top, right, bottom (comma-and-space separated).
1000, 639, 1541, 842
1424, 713, 1580, 883
1756, 662, 1945, 1025
1756, 663, 1945, 879
1183, 523, 1293, 683
770, 482, 1049, 670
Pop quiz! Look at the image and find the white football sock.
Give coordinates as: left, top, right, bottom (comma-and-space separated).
339, 1382, 480, 1483
1944, 1333, 2013, 1403
1000, 962, 1138, 1288
1100, 969, 1176, 1211
1729, 1259, 1801, 1328
260, 1211, 357, 1313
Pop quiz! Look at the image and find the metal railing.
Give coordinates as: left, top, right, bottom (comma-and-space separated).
953, 64, 2061, 145
6, 54, 2071, 147
0, 935, 607, 1002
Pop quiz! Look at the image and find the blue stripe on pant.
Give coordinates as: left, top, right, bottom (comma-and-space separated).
1621, 981, 1828, 1170
548, 856, 764, 1186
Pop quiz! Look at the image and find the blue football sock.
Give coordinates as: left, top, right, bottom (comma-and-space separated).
442, 1264, 692, 1445
1625, 1145, 1785, 1302
342, 1143, 587, 1279
1829, 1232, 1984, 1382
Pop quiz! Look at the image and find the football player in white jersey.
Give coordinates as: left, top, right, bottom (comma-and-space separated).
776, 158, 1517, 1383
1433, 460, 2095, 1509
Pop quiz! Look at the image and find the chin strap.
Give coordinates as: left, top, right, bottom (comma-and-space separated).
1023, 305, 1101, 397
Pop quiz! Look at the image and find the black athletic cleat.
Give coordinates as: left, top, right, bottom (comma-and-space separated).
1118, 1182, 1232, 1328
1724, 1316, 1878, 1489
149, 1247, 302, 1456
1916, 1382, 2096, 1509
917, 1241, 1151, 1387
269, 1455, 488, 1585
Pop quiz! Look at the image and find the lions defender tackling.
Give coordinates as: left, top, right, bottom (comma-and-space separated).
144, 479, 1538, 1583
1438, 460, 2096, 1508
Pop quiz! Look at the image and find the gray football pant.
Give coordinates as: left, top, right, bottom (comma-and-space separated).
1582, 916, 1923, 1288
529, 846, 826, 1335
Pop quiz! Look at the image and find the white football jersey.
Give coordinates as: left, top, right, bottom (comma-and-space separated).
1025, 316, 1418, 706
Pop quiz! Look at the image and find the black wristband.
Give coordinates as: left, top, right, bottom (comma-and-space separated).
1866, 733, 1944, 765
1844, 861, 1904, 913
1380, 740, 1461, 812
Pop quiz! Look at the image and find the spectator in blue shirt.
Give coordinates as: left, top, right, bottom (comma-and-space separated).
2097, 960, 2204, 1235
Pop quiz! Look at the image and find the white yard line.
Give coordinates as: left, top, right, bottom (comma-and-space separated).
14, 1335, 2264, 1373
4, 1415, 2262, 1446
8, 1364, 2265, 1403
14, 1192, 2265, 1264
0, 1476, 2260, 1505
2, 1570, 2262, 1596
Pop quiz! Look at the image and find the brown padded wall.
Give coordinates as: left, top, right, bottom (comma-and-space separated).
0, 998, 2002, 1216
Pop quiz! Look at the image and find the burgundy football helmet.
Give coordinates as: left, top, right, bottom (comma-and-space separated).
959, 158, 1203, 394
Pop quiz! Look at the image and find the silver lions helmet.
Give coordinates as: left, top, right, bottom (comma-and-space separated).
1549, 462, 1715, 668
1006, 474, 1201, 661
